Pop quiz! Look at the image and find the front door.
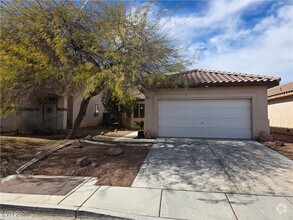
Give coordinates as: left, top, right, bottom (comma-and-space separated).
43, 103, 57, 133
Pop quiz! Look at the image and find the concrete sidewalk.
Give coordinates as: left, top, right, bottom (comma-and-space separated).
1, 175, 292, 219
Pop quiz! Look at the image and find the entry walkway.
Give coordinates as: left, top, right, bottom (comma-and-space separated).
114, 131, 155, 143
0, 175, 292, 219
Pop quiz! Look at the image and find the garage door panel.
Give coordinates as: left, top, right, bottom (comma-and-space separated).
159, 127, 178, 137
180, 100, 193, 108
226, 128, 251, 139
159, 109, 180, 117
214, 111, 227, 118
230, 100, 250, 108
227, 119, 251, 128
180, 118, 193, 127
201, 108, 215, 118
159, 118, 180, 128
191, 101, 202, 108
191, 109, 202, 117
202, 119, 214, 127
226, 108, 250, 118
214, 119, 227, 127
179, 128, 200, 137
180, 109, 192, 117
158, 99, 251, 139
191, 118, 203, 127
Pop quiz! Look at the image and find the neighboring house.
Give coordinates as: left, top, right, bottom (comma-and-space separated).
0, 94, 104, 134
267, 82, 293, 136
144, 69, 280, 139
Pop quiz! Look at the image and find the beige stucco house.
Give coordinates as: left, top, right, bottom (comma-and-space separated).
0, 94, 104, 134
268, 82, 293, 135
144, 69, 280, 139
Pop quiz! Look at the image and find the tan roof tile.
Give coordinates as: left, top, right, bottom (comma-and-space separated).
175, 69, 280, 87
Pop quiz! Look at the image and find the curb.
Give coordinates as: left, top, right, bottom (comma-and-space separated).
0, 203, 164, 220
16, 141, 72, 174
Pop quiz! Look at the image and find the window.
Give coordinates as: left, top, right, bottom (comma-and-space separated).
133, 103, 145, 118
94, 104, 99, 117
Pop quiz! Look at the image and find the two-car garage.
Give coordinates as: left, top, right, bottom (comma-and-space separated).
158, 99, 251, 139
144, 69, 280, 139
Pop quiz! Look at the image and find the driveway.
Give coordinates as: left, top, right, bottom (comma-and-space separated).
132, 138, 293, 196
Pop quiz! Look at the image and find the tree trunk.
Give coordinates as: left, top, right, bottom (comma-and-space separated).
67, 97, 91, 139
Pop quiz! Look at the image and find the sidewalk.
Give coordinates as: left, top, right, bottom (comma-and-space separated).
0, 175, 292, 219
114, 131, 155, 143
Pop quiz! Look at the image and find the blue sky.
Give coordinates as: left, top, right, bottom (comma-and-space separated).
151, 0, 293, 84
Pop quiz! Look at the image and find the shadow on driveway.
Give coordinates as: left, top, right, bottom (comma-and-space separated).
132, 138, 293, 196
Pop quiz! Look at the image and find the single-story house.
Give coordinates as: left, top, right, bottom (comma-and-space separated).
144, 69, 280, 139
1, 69, 280, 139
267, 82, 293, 136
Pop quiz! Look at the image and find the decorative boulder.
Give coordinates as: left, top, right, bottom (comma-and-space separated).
76, 157, 90, 167
91, 162, 98, 167
84, 135, 93, 141
71, 140, 82, 148
35, 151, 47, 160
259, 131, 274, 142
275, 141, 285, 147
107, 147, 123, 156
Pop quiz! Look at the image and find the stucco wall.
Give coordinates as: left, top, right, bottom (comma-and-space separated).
0, 110, 42, 132
268, 96, 293, 129
1, 94, 105, 132
144, 86, 269, 139
0, 99, 42, 132
72, 94, 104, 128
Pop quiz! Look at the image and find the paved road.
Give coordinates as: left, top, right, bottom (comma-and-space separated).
132, 138, 293, 196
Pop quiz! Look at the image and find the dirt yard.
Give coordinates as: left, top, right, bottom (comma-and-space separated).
23, 144, 150, 186
0, 137, 65, 177
261, 133, 293, 160
0, 126, 135, 178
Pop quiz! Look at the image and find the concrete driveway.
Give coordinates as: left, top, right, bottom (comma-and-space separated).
132, 138, 293, 196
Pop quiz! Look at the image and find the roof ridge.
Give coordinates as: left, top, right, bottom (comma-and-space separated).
176, 69, 280, 81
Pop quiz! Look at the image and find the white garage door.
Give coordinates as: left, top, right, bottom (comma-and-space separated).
158, 99, 251, 139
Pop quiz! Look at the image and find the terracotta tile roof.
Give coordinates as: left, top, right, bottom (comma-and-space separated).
175, 69, 280, 88
134, 90, 145, 100
268, 82, 293, 100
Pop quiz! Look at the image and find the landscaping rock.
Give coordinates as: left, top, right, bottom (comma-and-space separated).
71, 140, 82, 148
84, 135, 93, 141
35, 151, 47, 160
275, 141, 285, 147
259, 131, 274, 142
76, 157, 90, 167
91, 162, 98, 167
107, 147, 123, 156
